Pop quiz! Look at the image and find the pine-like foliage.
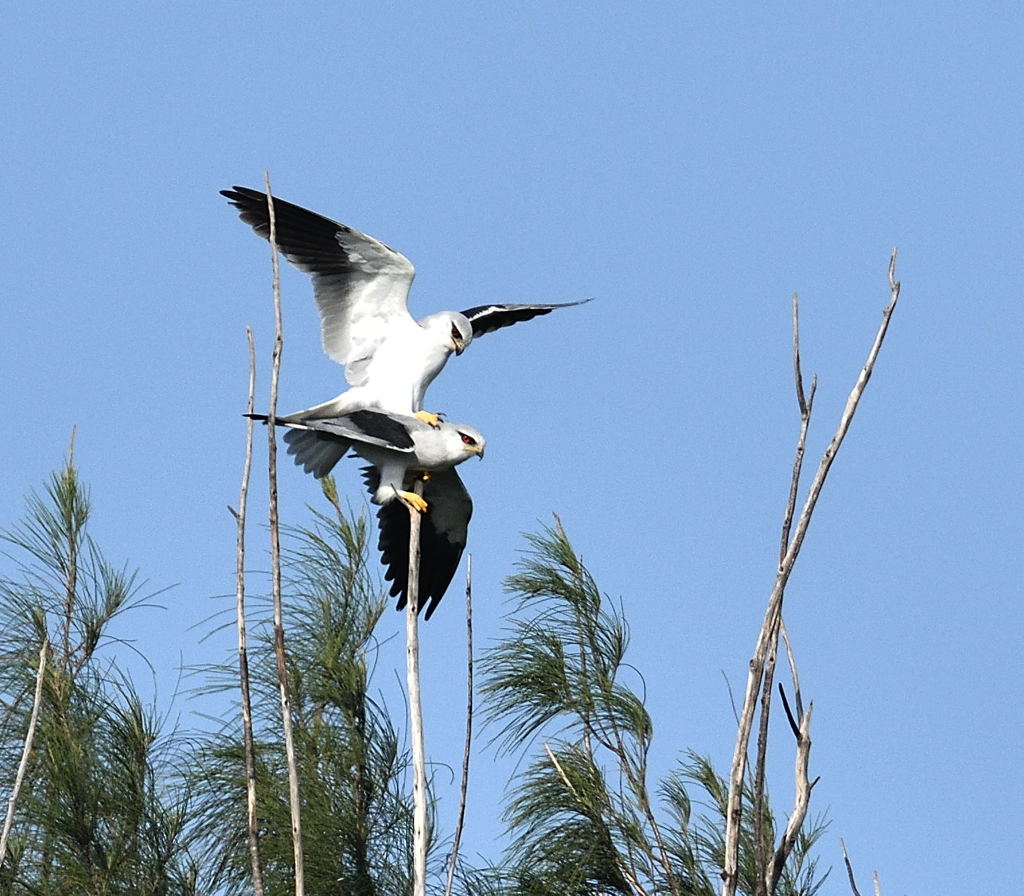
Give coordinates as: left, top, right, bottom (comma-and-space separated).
0, 455, 198, 894
476, 522, 828, 896
1, 463, 828, 896
190, 495, 417, 896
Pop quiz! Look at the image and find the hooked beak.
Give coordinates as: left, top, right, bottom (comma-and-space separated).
452, 337, 466, 356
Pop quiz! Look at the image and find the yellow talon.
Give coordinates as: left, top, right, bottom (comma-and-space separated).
398, 490, 429, 513
414, 410, 443, 428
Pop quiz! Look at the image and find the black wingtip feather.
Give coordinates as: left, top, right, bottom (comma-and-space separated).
460, 299, 592, 338
221, 185, 387, 278
362, 467, 457, 621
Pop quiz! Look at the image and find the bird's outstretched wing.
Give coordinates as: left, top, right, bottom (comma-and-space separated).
222, 186, 417, 382
460, 299, 591, 338
363, 466, 472, 620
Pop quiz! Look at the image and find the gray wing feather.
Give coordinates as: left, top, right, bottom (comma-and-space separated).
283, 429, 351, 479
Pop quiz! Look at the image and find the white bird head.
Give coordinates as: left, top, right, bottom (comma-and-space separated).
450, 424, 486, 461
420, 311, 474, 357
403, 418, 486, 470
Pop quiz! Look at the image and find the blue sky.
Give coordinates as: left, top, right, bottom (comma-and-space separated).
4, 2, 1022, 892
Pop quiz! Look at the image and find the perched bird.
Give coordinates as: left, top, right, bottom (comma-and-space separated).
249, 409, 484, 618
223, 185, 588, 425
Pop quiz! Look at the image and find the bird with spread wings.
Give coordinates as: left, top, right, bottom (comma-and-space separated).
222, 185, 587, 426
250, 409, 484, 619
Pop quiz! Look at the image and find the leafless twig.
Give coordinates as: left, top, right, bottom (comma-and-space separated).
777, 684, 799, 738
840, 839, 863, 896
444, 555, 474, 896
721, 253, 901, 896
262, 173, 304, 896
780, 622, 804, 720
234, 326, 266, 895
0, 639, 47, 865
406, 477, 427, 896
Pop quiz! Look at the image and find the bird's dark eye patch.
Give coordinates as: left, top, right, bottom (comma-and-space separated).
460, 433, 477, 446
451, 323, 461, 341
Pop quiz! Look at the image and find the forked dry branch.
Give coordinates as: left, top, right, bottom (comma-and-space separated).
721, 253, 901, 896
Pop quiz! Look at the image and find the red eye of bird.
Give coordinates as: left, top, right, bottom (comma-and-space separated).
460, 433, 476, 446
451, 324, 461, 341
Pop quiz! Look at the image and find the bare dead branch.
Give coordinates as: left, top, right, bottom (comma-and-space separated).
780, 291, 816, 567
751, 614, 780, 896
234, 326, 266, 896
768, 704, 814, 893
262, 173, 304, 896
543, 742, 580, 799
777, 684, 799, 739
444, 555, 474, 896
780, 621, 804, 720
782, 250, 900, 573
0, 639, 47, 865
791, 293, 807, 415
840, 839, 863, 896
407, 477, 427, 896
754, 289, 815, 896
721, 254, 902, 896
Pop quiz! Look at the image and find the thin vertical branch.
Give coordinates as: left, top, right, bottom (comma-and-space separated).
0, 639, 48, 864
768, 703, 814, 894
263, 173, 304, 896
753, 292, 817, 896
233, 326, 266, 896
443, 555, 474, 896
751, 613, 779, 896
722, 252, 901, 896
406, 477, 427, 896
62, 430, 77, 668
779, 622, 804, 719
840, 839, 863, 896
780, 293, 816, 557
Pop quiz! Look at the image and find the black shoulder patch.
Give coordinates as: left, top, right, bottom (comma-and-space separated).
347, 410, 415, 449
